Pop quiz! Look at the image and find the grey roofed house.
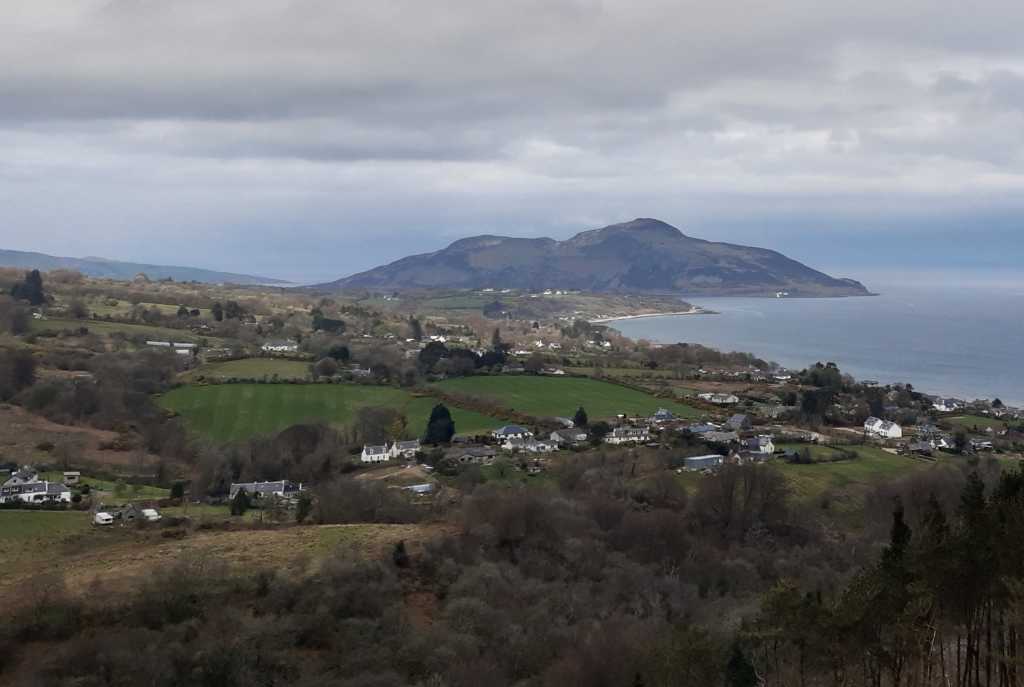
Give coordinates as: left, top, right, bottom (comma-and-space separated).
683, 454, 725, 471
229, 480, 303, 499
650, 408, 675, 422
907, 441, 934, 455
451, 446, 497, 464
725, 414, 752, 431
493, 425, 533, 439
703, 430, 740, 444
550, 428, 588, 445
684, 423, 718, 435
3, 466, 39, 487
404, 483, 434, 495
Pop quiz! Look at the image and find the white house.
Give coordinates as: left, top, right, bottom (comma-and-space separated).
605, 426, 652, 445
932, 398, 963, 413
744, 435, 775, 455
229, 480, 303, 500
390, 440, 421, 460
697, 392, 740, 405
361, 445, 390, 463
501, 437, 557, 453
492, 425, 533, 441
864, 417, 903, 439
261, 340, 299, 353
0, 481, 71, 505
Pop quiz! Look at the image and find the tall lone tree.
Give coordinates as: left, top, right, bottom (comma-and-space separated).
10, 269, 46, 306
211, 302, 224, 322
573, 406, 589, 428
424, 403, 456, 444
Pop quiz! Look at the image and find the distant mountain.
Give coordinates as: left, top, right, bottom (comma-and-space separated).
0, 249, 287, 286
320, 218, 870, 297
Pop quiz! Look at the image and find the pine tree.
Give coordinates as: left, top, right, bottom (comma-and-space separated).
573, 406, 589, 428
724, 642, 758, 687
424, 403, 455, 444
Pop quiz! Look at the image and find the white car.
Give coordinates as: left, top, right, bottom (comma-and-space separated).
93, 512, 115, 526
141, 508, 162, 522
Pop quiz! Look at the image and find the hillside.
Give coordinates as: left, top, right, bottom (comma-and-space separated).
322, 218, 870, 297
0, 248, 286, 285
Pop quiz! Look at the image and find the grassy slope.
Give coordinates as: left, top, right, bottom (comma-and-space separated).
31, 317, 224, 345
158, 384, 503, 442
433, 375, 700, 420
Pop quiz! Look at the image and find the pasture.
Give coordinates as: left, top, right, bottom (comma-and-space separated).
186, 357, 312, 381
158, 383, 503, 442
946, 414, 1008, 433
432, 375, 700, 421
31, 317, 222, 345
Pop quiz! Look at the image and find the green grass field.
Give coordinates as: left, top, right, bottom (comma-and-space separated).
31, 317, 223, 345
432, 375, 700, 421
946, 415, 1008, 433
158, 383, 504, 442
0, 510, 91, 565
774, 444, 942, 501
186, 358, 312, 381
40, 472, 169, 499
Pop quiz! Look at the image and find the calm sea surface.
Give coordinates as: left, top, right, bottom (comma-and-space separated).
610, 282, 1024, 406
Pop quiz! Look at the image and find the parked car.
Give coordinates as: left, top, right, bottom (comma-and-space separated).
93, 512, 115, 526
141, 508, 162, 522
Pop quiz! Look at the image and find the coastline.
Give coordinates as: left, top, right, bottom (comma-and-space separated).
590, 307, 712, 324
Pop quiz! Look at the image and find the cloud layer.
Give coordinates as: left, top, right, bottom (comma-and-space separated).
2, 0, 1023, 281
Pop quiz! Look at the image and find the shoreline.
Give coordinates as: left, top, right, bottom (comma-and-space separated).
590, 307, 712, 324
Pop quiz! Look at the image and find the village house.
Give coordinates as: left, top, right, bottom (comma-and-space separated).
449, 446, 498, 465
703, 430, 740, 444
931, 398, 964, 413
725, 414, 752, 431
229, 480, 303, 501
743, 435, 775, 455
550, 428, 588, 446
3, 466, 39, 488
683, 454, 725, 471
605, 426, 652, 445
492, 425, 534, 441
864, 417, 903, 439
684, 422, 719, 435
0, 466, 72, 505
62, 471, 81, 485
261, 340, 299, 353
697, 392, 740, 405
389, 440, 421, 460
649, 408, 675, 424
501, 437, 557, 453
361, 444, 390, 463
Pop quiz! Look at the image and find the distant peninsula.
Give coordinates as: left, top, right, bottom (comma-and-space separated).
320, 218, 870, 297
0, 249, 287, 286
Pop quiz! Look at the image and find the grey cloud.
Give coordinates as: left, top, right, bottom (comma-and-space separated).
2, 0, 1024, 279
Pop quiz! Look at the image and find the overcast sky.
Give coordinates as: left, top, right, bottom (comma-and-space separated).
2, 0, 1023, 282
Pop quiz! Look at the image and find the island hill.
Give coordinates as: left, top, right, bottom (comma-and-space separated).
321, 218, 870, 297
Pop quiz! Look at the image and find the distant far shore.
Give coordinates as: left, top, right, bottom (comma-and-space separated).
590, 307, 713, 324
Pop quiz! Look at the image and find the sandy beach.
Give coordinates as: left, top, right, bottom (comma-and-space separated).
590, 307, 711, 324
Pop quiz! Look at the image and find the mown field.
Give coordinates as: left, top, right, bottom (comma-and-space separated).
946, 414, 1008, 433
185, 357, 312, 381
158, 383, 504, 442
433, 375, 700, 420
